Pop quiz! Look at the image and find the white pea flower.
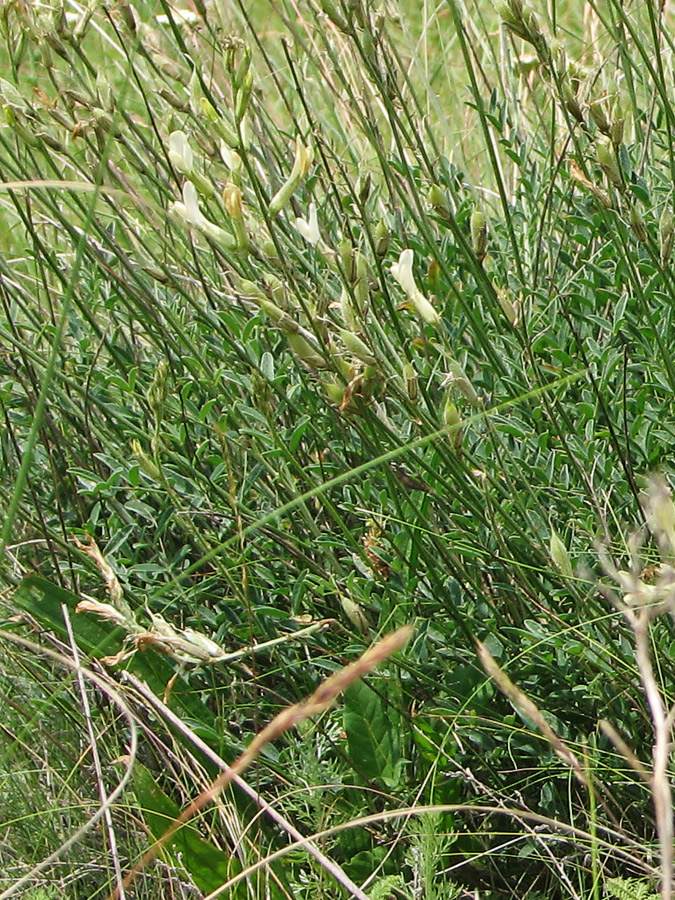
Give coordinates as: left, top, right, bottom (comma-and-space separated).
390, 248, 441, 326
170, 181, 235, 249
156, 8, 200, 26
294, 202, 320, 244
168, 130, 194, 176
171, 180, 203, 226
268, 137, 313, 215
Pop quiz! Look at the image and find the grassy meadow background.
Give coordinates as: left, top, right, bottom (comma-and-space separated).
1, 0, 675, 897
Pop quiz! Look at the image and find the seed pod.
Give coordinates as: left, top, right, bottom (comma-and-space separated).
340, 593, 371, 635
562, 81, 584, 125
232, 46, 252, 91
444, 359, 482, 407
427, 258, 441, 294
264, 274, 292, 311
494, 283, 520, 326
589, 98, 611, 135
609, 117, 624, 149
354, 251, 370, 309
338, 286, 359, 332
357, 172, 372, 205
317, 0, 351, 32
235, 71, 253, 123
119, 2, 137, 33
258, 299, 296, 330
359, 365, 384, 403
322, 378, 346, 405
568, 159, 613, 209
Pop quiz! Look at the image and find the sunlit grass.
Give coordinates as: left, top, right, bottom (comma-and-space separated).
1, 0, 675, 896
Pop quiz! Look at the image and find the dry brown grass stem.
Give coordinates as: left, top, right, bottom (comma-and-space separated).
121, 670, 372, 900
476, 641, 588, 785
633, 617, 673, 900
0, 632, 138, 900
200, 803, 657, 900
109, 624, 413, 899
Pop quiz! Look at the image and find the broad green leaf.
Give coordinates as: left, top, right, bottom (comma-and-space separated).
12, 576, 213, 726
13, 574, 125, 658
132, 761, 238, 894
343, 679, 404, 788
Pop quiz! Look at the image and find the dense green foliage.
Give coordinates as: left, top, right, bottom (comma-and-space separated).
1, 0, 675, 897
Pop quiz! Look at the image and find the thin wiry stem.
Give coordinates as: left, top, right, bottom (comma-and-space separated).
109, 625, 412, 899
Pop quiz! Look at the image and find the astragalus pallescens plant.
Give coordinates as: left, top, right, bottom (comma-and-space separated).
598, 475, 675, 900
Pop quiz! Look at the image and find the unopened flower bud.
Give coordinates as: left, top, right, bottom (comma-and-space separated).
374, 220, 390, 258
443, 397, 462, 451
550, 528, 573, 577
660, 204, 674, 265
337, 328, 377, 365
294, 202, 320, 244
470, 210, 487, 263
403, 361, 418, 401
223, 182, 243, 218
223, 182, 248, 252
630, 206, 648, 244
428, 184, 450, 219
339, 239, 356, 283
596, 140, 623, 190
